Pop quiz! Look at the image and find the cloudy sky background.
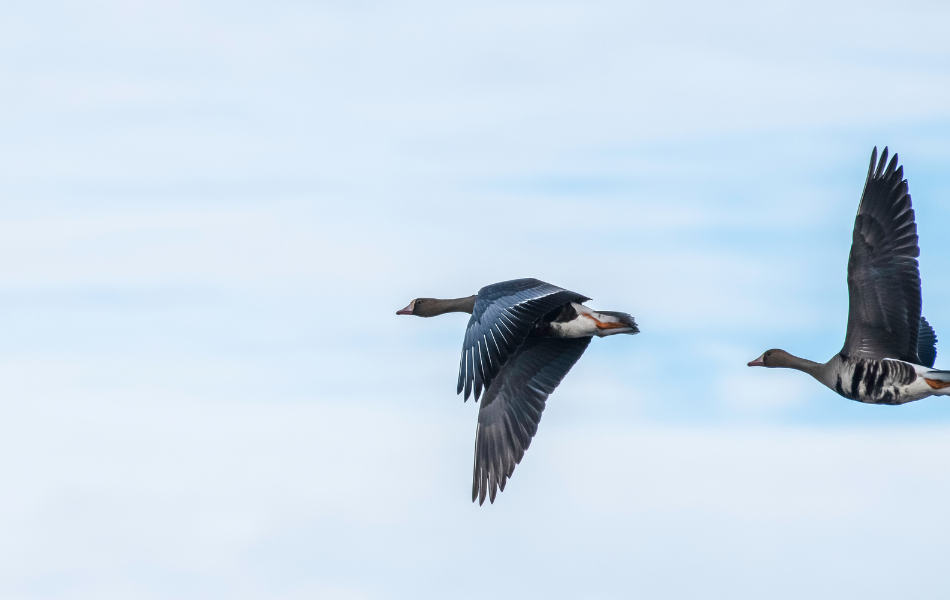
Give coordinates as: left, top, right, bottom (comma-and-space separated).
2, 1, 950, 598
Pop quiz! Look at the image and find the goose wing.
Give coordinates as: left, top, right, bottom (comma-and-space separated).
918, 317, 938, 369
842, 147, 922, 363
471, 336, 590, 505
458, 278, 589, 401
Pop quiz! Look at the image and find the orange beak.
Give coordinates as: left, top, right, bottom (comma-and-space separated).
396, 301, 415, 315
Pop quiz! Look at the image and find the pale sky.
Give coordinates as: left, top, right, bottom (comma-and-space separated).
2, 1, 950, 598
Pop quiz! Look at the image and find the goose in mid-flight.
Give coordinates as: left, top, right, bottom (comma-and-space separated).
398, 278, 638, 504
749, 147, 949, 403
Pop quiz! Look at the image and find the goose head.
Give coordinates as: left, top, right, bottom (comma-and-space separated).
396, 298, 428, 317
396, 297, 458, 317
748, 349, 799, 368
397, 296, 477, 317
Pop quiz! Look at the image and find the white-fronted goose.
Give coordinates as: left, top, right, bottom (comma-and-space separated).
749, 147, 949, 403
398, 278, 638, 504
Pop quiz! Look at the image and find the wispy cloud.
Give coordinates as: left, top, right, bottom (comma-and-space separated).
1, 1, 949, 598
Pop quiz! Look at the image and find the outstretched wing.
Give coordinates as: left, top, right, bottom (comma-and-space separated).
842, 147, 922, 363
458, 278, 589, 401
918, 316, 938, 369
472, 336, 591, 505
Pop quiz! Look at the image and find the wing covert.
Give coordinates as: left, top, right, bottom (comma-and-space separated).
457, 278, 589, 401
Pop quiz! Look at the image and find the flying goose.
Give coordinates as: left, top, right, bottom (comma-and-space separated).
749, 147, 949, 403
398, 278, 638, 504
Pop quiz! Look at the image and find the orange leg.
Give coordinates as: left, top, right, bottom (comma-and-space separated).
925, 378, 950, 390
582, 314, 628, 330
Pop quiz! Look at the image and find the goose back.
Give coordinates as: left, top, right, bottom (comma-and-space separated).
458, 278, 589, 401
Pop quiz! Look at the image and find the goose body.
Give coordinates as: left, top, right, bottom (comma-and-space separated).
822, 354, 948, 405
398, 278, 637, 504
749, 147, 949, 403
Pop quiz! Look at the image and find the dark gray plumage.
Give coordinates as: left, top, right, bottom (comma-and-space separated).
457, 278, 589, 401
749, 147, 946, 406
399, 277, 637, 504
918, 316, 938, 369
472, 336, 590, 505
842, 147, 922, 363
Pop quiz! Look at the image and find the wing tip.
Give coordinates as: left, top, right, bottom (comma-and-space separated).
877, 146, 889, 178
868, 145, 904, 183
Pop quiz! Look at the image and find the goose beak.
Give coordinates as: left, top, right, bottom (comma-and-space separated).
747, 354, 766, 367
396, 301, 415, 316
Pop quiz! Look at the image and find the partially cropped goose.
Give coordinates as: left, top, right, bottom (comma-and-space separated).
398, 278, 638, 504
749, 147, 949, 403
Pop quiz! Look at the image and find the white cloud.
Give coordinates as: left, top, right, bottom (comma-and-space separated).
1, 0, 950, 597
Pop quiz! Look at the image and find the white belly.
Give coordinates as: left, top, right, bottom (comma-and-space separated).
548, 303, 636, 338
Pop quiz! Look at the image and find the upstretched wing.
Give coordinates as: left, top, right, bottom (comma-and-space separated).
471, 336, 590, 505
918, 316, 938, 369
841, 147, 922, 363
457, 278, 589, 401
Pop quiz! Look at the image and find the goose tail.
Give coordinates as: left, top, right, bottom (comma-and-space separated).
922, 368, 950, 393
596, 311, 640, 335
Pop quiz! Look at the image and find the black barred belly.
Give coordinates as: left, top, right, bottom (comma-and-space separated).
833, 358, 918, 405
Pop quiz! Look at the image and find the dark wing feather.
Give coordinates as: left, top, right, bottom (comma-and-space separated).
471, 336, 591, 505
457, 278, 589, 401
917, 316, 938, 369
842, 147, 922, 363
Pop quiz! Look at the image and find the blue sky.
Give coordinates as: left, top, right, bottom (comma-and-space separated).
2, 1, 950, 598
